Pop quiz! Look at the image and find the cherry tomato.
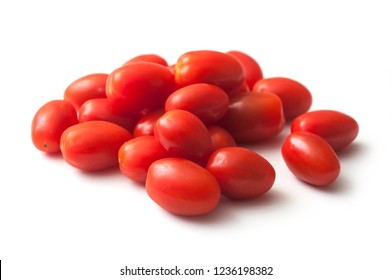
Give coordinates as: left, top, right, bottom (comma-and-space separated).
227, 80, 250, 97
291, 110, 359, 151
64, 73, 108, 111
32, 100, 78, 153
281, 131, 340, 186
165, 83, 229, 125
119, 136, 171, 184
106, 62, 175, 114
206, 147, 275, 199
79, 98, 139, 131
60, 121, 132, 171
253, 77, 312, 120
175, 50, 245, 95
220, 92, 285, 143
208, 126, 236, 151
133, 108, 164, 137
227, 50, 263, 89
154, 109, 213, 163
146, 158, 221, 216
123, 54, 168, 66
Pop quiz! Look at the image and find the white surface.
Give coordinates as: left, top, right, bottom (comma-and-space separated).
1, 0, 391, 279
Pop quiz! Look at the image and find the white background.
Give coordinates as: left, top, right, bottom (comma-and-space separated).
1, 0, 391, 279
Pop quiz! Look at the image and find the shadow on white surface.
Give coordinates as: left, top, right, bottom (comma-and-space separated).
303, 175, 352, 195
170, 189, 288, 225
337, 141, 367, 159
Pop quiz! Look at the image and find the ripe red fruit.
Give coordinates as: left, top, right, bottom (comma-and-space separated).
253, 77, 312, 120
154, 109, 213, 163
281, 132, 341, 186
32, 100, 78, 153
220, 92, 285, 143
119, 136, 171, 184
146, 158, 221, 216
207, 147, 275, 199
60, 121, 132, 171
291, 110, 359, 151
175, 50, 245, 95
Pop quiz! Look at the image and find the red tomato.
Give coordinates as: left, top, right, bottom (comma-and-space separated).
60, 121, 132, 171
291, 110, 359, 151
253, 77, 312, 120
133, 108, 164, 137
118, 136, 171, 184
227, 50, 263, 89
154, 109, 213, 163
79, 98, 139, 131
220, 92, 285, 143
32, 100, 78, 153
175, 50, 245, 95
146, 158, 221, 216
227, 80, 250, 97
106, 62, 175, 114
64, 73, 108, 111
123, 54, 168, 66
165, 83, 229, 125
208, 126, 236, 151
281, 132, 340, 186
206, 147, 275, 199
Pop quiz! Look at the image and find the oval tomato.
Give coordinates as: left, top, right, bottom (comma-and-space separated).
291, 110, 359, 151
31, 100, 78, 153
165, 83, 229, 125
146, 158, 221, 216
133, 108, 165, 137
206, 147, 275, 199
60, 121, 132, 171
64, 73, 108, 111
219, 92, 285, 143
106, 62, 175, 114
227, 80, 250, 97
227, 50, 263, 89
79, 98, 139, 131
253, 77, 312, 120
175, 50, 245, 95
208, 126, 236, 151
119, 136, 171, 184
154, 109, 213, 163
123, 54, 168, 66
281, 132, 340, 186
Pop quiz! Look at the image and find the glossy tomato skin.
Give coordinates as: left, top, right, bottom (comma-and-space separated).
133, 108, 164, 137
220, 92, 285, 143
64, 73, 108, 111
32, 100, 78, 153
146, 158, 221, 216
227, 50, 263, 89
227, 80, 250, 97
253, 77, 312, 120
206, 147, 275, 199
60, 121, 132, 171
106, 62, 175, 114
165, 83, 229, 125
281, 132, 340, 186
118, 136, 171, 184
175, 50, 245, 95
208, 126, 237, 151
154, 110, 213, 164
123, 54, 168, 66
79, 98, 139, 132
291, 110, 359, 151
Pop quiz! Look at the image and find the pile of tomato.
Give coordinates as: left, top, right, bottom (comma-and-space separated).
31, 50, 359, 216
